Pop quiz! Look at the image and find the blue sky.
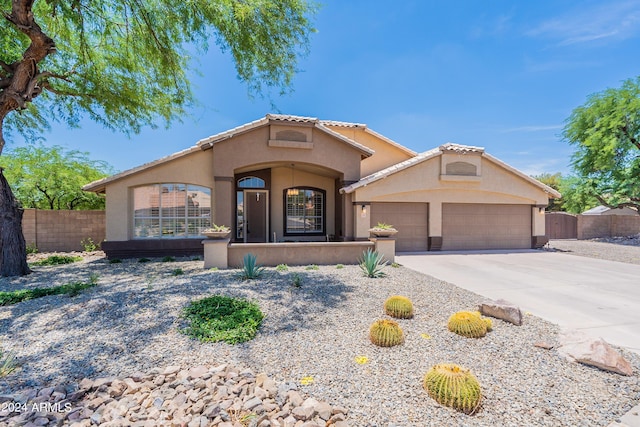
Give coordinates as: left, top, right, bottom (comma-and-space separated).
15, 0, 640, 176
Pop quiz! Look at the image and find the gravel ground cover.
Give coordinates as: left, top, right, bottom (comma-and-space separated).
548, 237, 640, 265
1, 253, 640, 426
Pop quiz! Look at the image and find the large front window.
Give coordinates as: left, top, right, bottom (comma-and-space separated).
285, 188, 324, 235
133, 184, 211, 238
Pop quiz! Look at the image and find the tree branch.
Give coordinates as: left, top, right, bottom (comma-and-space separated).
621, 124, 640, 150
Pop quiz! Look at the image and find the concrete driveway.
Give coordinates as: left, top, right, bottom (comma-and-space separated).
396, 250, 640, 354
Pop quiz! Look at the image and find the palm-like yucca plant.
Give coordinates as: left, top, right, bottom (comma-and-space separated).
359, 249, 388, 278
239, 253, 265, 280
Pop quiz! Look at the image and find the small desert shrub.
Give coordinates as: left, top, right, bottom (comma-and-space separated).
109, 258, 122, 264
0, 345, 18, 378
276, 264, 288, 272
26, 243, 38, 255
171, 268, 184, 276
423, 363, 482, 414
80, 237, 99, 252
305, 264, 319, 270
181, 295, 264, 344
391, 262, 401, 268
291, 273, 302, 288
336, 264, 344, 269
239, 253, 265, 280
30, 255, 83, 266
0, 274, 99, 306
359, 249, 387, 278
138, 258, 151, 263
162, 256, 176, 262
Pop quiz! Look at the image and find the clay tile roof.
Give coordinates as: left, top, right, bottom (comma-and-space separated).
439, 142, 485, 153
319, 120, 366, 128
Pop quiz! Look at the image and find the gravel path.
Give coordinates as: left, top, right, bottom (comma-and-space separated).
548, 238, 640, 265
1, 255, 639, 426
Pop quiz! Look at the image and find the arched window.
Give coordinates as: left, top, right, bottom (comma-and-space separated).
238, 176, 265, 188
133, 184, 211, 238
284, 187, 325, 235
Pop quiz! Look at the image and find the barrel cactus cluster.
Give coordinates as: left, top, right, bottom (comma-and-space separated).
423, 363, 482, 414
447, 310, 492, 338
384, 295, 414, 319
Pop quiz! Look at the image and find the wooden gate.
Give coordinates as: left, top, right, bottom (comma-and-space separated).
546, 212, 577, 239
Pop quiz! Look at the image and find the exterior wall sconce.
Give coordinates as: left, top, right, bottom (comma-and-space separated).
361, 204, 367, 217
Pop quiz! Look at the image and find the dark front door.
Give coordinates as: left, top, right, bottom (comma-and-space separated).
245, 190, 268, 242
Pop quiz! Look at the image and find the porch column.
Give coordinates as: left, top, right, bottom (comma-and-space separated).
354, 202, 371, 240
531, 206, 548, 248
214, 176, 234, 228
428, 201, 442, 250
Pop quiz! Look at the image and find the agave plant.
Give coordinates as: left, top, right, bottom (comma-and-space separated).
359, 249, 388, 278
239, 253, 265, 280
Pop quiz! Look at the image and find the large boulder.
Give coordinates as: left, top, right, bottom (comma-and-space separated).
478, 299, 523, 326
556, 329, 633, 376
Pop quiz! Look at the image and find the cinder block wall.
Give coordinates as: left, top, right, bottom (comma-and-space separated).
577, 215, 640, 239
21, 209, 106, 252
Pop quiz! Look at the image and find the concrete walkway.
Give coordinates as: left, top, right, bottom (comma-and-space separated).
396, 250, 640, 355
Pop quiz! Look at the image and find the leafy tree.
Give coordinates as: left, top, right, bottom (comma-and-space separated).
533, 172, 564, 211
562, 77, 640, 215
0, 0, 317, 276
2, 144, 112, 210
557, 175, 599, 214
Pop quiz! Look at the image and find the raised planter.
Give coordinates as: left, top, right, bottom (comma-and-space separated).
368, 228, 398, 238
203, 230, 231, 239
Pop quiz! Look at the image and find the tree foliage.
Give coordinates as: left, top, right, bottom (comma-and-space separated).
0, 0, 317, 276
562, 77, 640, 214
1, 144, 112, 209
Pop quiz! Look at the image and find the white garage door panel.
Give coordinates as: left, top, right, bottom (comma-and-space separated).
370, 203, 428, 252
442, 204, 531, 250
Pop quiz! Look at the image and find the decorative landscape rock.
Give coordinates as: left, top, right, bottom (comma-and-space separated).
478, 298, 523, 326
0, 364, 350, 426
557, 329, 633, 376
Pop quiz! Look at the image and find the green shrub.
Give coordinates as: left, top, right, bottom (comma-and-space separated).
109, 258, 122, 264
391, 262, 401, 268
423, 363, 482, 414
359, 249, 387, 278
0, 274, 99, 306
305, 264, 319, 270
336, 264, 344, 269
239, 253, 264, 280
138, 258, 151, 263
30, 255, 83, 266
276, 264, 288, 272
171, 268, 184, 276
26, 243, 38, 255
291, 273, 302, 288
162, 256, 176, 262
80, 237, 99, 252
180, 295, 264, 344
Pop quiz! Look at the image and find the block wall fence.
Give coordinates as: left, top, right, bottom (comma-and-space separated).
22, 209, 106, 252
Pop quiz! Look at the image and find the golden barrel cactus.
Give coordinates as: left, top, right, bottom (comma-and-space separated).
447, 311, 488, 338
423, 363, 482, 414
384, 295, 414, 319
369, 319, 404, 347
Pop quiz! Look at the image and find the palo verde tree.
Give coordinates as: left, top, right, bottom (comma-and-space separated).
2, 144, 112, 209
0, 0, 317, 276
563, 77, 640, 215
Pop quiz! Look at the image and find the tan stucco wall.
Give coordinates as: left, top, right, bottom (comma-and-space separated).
212, 126, 362, 181
325, 126, 414, 177
271, 167, 336, 241
351, 155, 551, 238
104, 149, 214, 241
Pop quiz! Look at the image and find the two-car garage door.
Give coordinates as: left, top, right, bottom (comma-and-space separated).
370, 202, 531, 251
441, 203, 531, 250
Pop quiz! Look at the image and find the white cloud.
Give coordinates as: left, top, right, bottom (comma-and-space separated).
527, 0, 640, 46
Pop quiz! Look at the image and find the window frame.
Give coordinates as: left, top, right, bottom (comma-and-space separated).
132, 183, 211, 239
283, 187, 326, 236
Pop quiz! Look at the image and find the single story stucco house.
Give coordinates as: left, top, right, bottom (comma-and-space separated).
83, 114, 560, 258
582, 205, 638, 216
